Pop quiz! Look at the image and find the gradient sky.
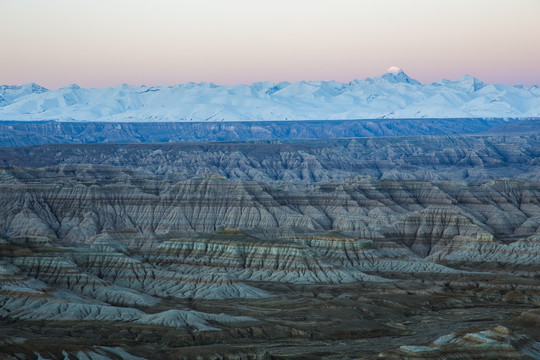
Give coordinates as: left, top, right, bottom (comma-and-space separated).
2, 0, 540, 88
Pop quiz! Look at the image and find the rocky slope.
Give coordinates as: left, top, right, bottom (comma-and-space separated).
0, 118, 515, 147
1, 133, 540, 182
1, 138, 539, 359
376, 325, 540, 360
1, 171, 540, 256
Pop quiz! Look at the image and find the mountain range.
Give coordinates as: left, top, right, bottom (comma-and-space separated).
1, 69, 539, 122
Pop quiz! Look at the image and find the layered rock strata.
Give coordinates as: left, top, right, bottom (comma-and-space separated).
429, 233, 540, 277
0, 118, 516, 147
284, 233, 459, 273
0, 261, 255, 329
1, 138, 539, 359
1, 134, 540, 182
377, 326, 540, 360
1, 171, 539, 259
151, 229, 388, 283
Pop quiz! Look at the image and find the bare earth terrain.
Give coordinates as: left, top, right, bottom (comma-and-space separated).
1, 129, 539, 359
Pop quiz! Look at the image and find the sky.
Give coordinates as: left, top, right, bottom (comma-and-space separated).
1, 0, 540, 89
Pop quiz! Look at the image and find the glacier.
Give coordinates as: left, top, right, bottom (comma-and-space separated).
0, 69, 539, 122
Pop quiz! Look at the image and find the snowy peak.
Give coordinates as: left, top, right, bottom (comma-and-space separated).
19, 82, 49, 93
62, 83, 81, 90
437, 75, 486, 92
0, 83, 49, 107
365, 67, 421, 85
0, 73, 538, 121
386, 66, 404, 75
0, 82, 48, 96
457, 75, 486, 92
382, 70, 420, 85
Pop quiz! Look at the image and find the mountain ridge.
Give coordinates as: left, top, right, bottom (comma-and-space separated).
0, 118, 526, 147
1, 70, 539, 122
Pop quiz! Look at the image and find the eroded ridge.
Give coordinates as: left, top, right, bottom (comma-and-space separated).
0, 142, 539, 359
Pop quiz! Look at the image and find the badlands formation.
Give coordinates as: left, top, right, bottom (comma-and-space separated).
1, 132, 540, 359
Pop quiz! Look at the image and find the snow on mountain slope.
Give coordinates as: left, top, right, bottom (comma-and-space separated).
0, 70, 539, 122
0, 83, 48, 107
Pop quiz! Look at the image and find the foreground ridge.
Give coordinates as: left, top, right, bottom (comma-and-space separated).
1, 136, 539, 359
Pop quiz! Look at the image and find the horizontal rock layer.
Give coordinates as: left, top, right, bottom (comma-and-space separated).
378, 326, 540, 359
1, 134, 540, 182
1, 137, 539, 359
1, 172, 539, 257
0, 118, 515, 147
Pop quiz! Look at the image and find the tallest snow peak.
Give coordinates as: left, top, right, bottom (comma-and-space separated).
378, 67, 420, 85
386, 66, 403, 75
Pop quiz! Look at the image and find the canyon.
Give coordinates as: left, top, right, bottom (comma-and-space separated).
0, 131, 539, 359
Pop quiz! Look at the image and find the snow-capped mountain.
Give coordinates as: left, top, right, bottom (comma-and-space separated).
1, 69, 539, 122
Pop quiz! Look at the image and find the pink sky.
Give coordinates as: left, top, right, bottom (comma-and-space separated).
1, 0, 540, 88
